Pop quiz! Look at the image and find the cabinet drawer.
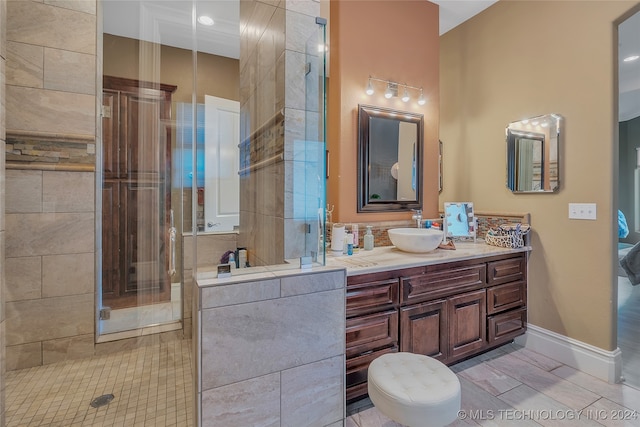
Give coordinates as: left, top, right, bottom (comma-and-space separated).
346, 309, 399, 358
401, 264, 486, 305
346, 346, 398, 402
488, 307, 527, 343
487, 281, 526, 315
487, 256, 526, 286
346, 279, 399, 317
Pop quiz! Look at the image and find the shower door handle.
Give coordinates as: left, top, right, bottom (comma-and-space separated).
168, 209, 177, 277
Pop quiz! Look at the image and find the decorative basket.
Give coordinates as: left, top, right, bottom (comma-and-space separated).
485, 223, 530, 249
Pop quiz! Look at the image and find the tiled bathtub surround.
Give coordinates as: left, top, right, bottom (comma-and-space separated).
194, 267, 346, 426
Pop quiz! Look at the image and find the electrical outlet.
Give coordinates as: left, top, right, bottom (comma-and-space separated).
569, 203, 597, 220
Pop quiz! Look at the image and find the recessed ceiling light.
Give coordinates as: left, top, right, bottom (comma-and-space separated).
623, 55, 639, 62
198, 15, 214, 26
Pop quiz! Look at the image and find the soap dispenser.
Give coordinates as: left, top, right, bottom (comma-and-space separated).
364, 226, 374, 251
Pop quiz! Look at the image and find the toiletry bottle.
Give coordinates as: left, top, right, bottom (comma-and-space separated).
352, 224, 359, 253
364, 226, 374, 250
238, 249, 247, 268
228, 252, 236, 269
346, 233, 354, 256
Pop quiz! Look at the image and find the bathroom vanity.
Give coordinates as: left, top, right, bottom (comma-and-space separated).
191, 242, 529, 424
329, 243, 530, 403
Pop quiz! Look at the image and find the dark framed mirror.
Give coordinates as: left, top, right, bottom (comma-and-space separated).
506, 113, 562, 193
358, 104, 424, 212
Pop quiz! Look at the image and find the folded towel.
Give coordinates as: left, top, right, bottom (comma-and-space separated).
620, 242, 640, 285
618, 210, 629, 238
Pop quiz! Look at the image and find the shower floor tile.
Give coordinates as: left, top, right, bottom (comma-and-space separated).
5, 340, 193, 426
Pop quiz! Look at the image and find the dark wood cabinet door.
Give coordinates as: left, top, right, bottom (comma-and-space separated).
102, 76, 176, 309
400, 299, 448, 361
448, 289, 487, 361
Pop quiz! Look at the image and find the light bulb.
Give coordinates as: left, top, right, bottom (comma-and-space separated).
417, 89, 426, 105
385, 83, 393, 99
624, 55, 639, 62
365, 78, 374, 96
401, 87, 410, 103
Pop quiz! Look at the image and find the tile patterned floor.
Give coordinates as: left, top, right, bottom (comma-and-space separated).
347, 344, 640, 427
5, 340, 193, 427
4, 338, 640, 426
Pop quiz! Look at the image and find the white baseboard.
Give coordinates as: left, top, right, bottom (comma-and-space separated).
514, 324, 622, 383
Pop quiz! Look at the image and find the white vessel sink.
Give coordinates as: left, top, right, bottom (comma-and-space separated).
387, 228, 443, 253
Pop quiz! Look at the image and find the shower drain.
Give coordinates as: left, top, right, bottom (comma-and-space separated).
90, 394, 115, 408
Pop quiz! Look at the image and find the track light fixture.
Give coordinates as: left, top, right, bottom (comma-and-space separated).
365, 76, 426, 106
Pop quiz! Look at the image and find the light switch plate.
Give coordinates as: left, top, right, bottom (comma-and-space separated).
569, 203, 597, 220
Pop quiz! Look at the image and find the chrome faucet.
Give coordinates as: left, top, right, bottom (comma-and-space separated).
411, 209, 423, 228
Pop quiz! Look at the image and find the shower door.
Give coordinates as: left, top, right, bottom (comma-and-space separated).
102, 76, 176, 310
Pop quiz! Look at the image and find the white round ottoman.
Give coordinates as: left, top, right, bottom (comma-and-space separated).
367, 352, 461, 427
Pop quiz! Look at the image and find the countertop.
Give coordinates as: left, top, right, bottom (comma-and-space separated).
195, 241, 530, 287
326, 241, 531, 276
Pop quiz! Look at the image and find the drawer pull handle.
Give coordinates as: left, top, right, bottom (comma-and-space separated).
361, 350, 374, 356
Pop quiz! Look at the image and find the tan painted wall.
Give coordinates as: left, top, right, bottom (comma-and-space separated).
328, 0, 440, 223
440, 0, 638, 350
103, 34, 239, 104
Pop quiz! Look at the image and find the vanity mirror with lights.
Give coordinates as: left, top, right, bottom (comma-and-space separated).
357, 104, 424, 212
443, 202, 476, 240
506, 113, 563, 193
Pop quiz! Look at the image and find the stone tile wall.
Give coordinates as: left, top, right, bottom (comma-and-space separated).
1, 0, 7, 421
3, 0, 97, 370
5, 0, 96, 165
238, 0, 286, 266
195, 268, 345, 426
182, 232, 238, 337
5, 170, 95, 369
239, 0, 324, 266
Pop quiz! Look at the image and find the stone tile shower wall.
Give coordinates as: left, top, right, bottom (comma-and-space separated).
238, 1, 286, 266
5, 170, 95, 369
4, 0, 98, 370
238, 0, 322, 266
1, 0, 7, 420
